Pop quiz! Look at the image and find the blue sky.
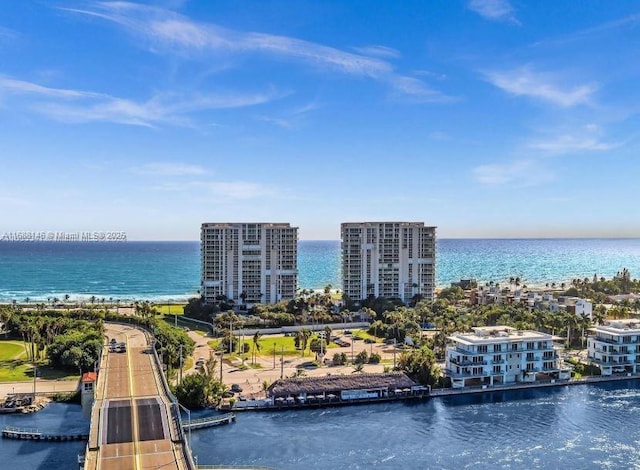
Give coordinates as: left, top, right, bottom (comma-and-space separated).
1, 1, 639, 240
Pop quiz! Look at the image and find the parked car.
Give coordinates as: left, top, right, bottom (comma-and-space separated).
364, 338, 375, 344
230, 384, 243, 393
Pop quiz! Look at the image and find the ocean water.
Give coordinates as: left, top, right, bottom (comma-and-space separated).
0, 239, 639, 302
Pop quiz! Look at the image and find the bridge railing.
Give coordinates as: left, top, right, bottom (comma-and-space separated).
146, 331, 198, 470
105, 321, 198, 470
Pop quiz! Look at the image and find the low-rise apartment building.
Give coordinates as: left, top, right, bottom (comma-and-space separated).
446, 326, 567, 389
587, 319, 640, 376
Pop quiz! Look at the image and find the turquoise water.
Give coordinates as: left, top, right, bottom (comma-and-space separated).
0, 239, 639, 302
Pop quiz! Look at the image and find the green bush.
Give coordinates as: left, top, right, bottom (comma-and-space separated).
332, 352, 347, 365
355, 350, 368, 364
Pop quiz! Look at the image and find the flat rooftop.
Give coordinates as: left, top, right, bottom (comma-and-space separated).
449, 326, 554, 345
591, 319, 640, 335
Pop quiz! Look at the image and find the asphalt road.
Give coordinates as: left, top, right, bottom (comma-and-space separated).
105, 399, 133, 444
136, 397, 166, 442
87, 323, 188, 470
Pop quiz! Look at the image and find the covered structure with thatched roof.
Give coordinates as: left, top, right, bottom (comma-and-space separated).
267, 372, 427, 404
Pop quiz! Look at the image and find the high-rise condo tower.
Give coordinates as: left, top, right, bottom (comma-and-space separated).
201, 223, 298, 305
341, 222, 436, 304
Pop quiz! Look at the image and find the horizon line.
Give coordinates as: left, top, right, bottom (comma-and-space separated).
37, 236, 640, 242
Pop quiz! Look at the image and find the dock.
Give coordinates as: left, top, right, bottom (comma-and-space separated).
183, 413, 235, 430
2, 426, 89, 441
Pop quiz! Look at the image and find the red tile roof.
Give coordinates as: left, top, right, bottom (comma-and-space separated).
81, 372, 98, 382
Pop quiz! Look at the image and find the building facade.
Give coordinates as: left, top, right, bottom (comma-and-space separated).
201, 223, 298, 305
446, 326, 567, 389
587, 319, 640, 375
341, 222, 436, 304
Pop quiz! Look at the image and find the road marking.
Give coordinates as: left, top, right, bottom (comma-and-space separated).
126, 337, 141, 470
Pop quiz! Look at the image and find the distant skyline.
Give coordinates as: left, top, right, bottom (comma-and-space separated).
1, 1, 639, 241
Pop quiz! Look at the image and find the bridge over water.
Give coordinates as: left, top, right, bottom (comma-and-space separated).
83, 323, 195, 470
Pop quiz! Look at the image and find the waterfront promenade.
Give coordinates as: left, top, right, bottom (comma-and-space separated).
83, 323, 194, 470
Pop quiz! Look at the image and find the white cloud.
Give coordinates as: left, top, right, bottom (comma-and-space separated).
64, 2, 451, 102
473, 159, 555, 186
257, 101, 322, 129
352, 45, 401, 59
530, 135, 617, 154
0, 74, 283, 127
528, 124, 620, 155
388, 76, 455, 103
151, 180, 277, 200
0, 75, 104, 99
484, 66, 596, 107
468, 0, 519, 24
131, 163, 207, 176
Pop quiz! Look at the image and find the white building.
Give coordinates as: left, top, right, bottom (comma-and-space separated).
446, 326, 567, 389
341, 222, 436, 304
201, 223, 298, 306
587, 319, 640, 375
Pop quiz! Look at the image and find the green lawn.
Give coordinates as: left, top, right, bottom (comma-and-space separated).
0, 340, 80, 382
209, 334, 324, 357
0, 364, 32, 382
155, 304, 187, 315
161, 315, 208, 336
0, 341, 26, 361
0, 340, 32, 381
351, 329, 379, 341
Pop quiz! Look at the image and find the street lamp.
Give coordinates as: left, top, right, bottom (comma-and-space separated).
154, 340, 166, 377
177, 402, 192, 452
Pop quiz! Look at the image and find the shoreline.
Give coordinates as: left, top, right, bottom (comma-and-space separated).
0, 279, 576, 304
227, 373, 640, 413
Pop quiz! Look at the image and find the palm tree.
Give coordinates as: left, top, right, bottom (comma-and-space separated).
252, 331, 262, 364
578, 313, 591, 348
563, 312, 578, 348
324, 325, 332, 344
593, 304, 607, 325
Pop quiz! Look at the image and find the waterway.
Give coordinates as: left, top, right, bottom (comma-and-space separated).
191, 380, 640, 469
2, 381, 640, 468
0, 402, 87, 469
